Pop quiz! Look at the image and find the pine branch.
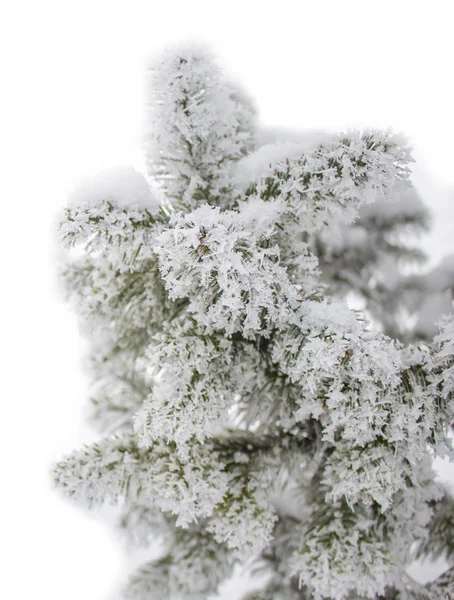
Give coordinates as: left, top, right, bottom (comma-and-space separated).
416, 490, 454, 562
53, 44, 454, 600
144, 44, 256, 210
122, 527, 232, 600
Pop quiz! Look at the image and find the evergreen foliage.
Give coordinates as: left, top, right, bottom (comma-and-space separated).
53, 44, 454, 600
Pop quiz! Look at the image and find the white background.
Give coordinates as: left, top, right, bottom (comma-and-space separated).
1, 1, 453, 599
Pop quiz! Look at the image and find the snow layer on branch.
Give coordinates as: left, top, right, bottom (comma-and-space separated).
134, 322, 235, 452
289, 458, 441, 599
232, 140, 326, 189
291, 476, 440, 600
144, 43, 255, 209
59, 198, 163, 272
290, 508, 393, 600
60, 253, 170, 345
53, 434, 278, 555
134, 320, 272, 452
237, 130, 414, 248
272, 301, 452, 509
53, 434, 228, 525
154, 203, 301, 337
68, 166, 159, 210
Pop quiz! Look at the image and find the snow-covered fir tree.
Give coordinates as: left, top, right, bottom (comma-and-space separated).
53, 44, 454, 600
